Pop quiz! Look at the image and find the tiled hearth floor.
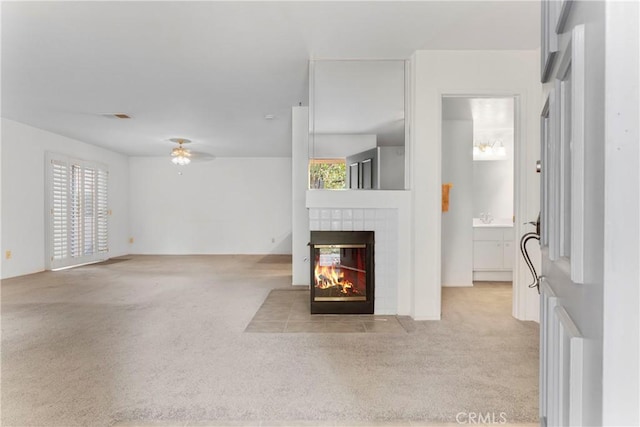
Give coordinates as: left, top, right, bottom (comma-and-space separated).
244, 289, 408, 334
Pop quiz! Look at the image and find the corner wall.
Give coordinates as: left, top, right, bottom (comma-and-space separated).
291, 106, 310, 285
602, 0, 640, 423
441, 119, 473, 287
128, 156, 292, 255
0, 118, 130, 279
410, 50, 541, 320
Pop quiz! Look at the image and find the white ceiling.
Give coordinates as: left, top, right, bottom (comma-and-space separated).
2, 1, 539, 157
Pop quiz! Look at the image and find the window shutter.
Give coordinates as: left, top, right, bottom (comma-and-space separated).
48, 154, 109, 269
51, 159, 69, 261
70, 164, 83, 258
96, 169, 108, 253
83, 167, 96, 256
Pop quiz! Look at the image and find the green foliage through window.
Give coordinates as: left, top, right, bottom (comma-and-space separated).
309, 162, 346, 189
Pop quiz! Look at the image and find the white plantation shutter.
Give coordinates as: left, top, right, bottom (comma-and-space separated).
96, 169, 109, 253
70, 164, 83, 259
82, 167, 96, 255
48, 154, 109, 270
51, 159, 69, 261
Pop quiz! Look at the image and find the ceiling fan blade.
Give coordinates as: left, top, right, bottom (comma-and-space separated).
189, 150, 216, 163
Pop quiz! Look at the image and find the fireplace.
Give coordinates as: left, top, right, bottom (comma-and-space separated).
309, 231, 374, 314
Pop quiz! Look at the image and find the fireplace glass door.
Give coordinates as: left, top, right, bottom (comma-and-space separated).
313, 245, 367, 301
309, 230, 374, 314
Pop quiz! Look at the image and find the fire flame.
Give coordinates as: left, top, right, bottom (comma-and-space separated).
314, 263, 353, 294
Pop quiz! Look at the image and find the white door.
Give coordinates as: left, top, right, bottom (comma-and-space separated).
540, 1, 592, 426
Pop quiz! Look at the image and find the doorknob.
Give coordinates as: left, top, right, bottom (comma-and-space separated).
536, 160, 541, 173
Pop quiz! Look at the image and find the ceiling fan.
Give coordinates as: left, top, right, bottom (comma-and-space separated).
169, 138, 216, 165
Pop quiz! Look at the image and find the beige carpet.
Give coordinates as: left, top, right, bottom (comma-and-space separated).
1, 255, 539, 426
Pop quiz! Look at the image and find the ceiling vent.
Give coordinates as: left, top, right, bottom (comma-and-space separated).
101, 113, 131, 119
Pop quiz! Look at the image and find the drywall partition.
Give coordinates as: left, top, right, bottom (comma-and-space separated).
377, 147, 405, 190
292, 106, 310, 285
410, 50, 541, 320
129, 156, 292, 255
602, 0, 640, 424
311, 134, 376, 159
441, 120, 473, 287
0, 118, 130, 279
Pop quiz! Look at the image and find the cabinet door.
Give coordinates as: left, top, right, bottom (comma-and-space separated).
503, 241, 514, 270
473, 241, 503, 270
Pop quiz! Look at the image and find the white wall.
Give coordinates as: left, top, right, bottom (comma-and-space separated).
441, 120, 473, 287
377, 146, 405, 190
602, 1, 639, 424
292, 107, 310, 285
1, 118, 130, 279
410, 50, 541, 320
472, 129, 514, 220
129, 156, 292, 255
311, 134, 376, 158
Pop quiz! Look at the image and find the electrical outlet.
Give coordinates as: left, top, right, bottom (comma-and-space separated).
5, 250, 12, 259
129, 237, 134, 244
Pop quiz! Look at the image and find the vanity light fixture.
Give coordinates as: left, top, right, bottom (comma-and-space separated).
473, 139, 507, 161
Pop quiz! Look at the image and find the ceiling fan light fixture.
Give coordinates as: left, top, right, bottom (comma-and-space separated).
169, 138, 192, 166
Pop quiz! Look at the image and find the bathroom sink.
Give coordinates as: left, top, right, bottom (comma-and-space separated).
473, 218, 514, 227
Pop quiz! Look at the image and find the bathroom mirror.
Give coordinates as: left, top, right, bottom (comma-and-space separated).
309, 60, 406, 190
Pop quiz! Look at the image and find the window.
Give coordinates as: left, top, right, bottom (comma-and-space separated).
309, 159, 346, 189
48, 154, 108, 270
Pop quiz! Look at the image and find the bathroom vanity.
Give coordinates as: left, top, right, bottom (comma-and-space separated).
472, 219, 514, 281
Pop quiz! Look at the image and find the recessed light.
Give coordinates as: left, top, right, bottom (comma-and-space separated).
264, 114, 276, 120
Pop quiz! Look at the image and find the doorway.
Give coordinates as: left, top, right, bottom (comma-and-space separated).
440, 96, 516, 313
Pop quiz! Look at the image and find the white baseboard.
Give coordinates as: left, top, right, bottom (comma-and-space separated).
473, 271, 513, 281
441, 282, 474, 287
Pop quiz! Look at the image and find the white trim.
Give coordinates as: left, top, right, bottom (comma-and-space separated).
541, 0, 559, 82
569, 25, 585, 284
540, 95, 550, 248
541, 90, 559, 260
555, 0, 574, 34
437, 92, 527, 320
404, 59, 412, 190
539, 278, 557, 422
555, 305, 584, 426
550, 24, 586, 284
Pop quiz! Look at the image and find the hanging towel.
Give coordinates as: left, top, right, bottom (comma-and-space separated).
442, 183, 453, 212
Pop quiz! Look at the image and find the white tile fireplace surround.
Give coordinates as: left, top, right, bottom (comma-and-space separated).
306, 190, 412, 315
